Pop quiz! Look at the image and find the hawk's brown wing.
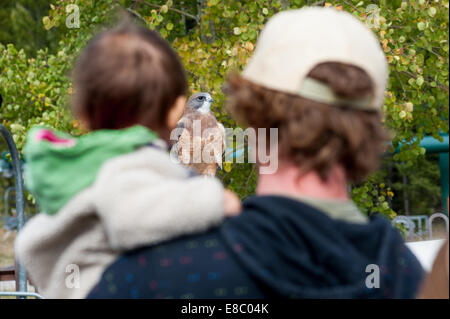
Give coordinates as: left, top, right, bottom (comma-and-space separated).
176, 108, 225, 176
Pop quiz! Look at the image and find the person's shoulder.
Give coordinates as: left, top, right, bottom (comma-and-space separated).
125, 227, 224, 259
96, 145, 189, 184
87, 226, 253, 298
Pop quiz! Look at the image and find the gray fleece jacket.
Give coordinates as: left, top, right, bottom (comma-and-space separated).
15, 145, 224, 298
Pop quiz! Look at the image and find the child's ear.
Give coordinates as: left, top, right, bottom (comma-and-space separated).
166, 96, 186, 130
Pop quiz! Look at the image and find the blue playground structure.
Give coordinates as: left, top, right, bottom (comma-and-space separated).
401, 134, 449, 215
0, 124, 42, 298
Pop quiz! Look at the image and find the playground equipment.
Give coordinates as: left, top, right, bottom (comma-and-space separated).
394, 213, 449, 271
418, 134, 447, 215
0, 124, 42, 298
392, 213, 449, 241
420, 134, 449, 216
395, 134, 449, 215
1, 184, 34, 231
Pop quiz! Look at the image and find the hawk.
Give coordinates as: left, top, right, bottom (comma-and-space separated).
172, 92, 225, 177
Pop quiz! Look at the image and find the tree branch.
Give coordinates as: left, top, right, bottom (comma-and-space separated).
186, 69, 200, 81
309, 0, 326, 6
244, 164, 256, 195
126, 7, 146, 24
394, 70, 407, 99
280, 0, 290, 9
135, 0, 199, 22
400, 70, 448, 92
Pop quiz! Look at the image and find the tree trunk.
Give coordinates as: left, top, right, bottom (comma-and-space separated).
403, 174, 410, 216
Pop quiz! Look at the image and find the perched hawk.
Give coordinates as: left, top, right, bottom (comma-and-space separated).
173, 92, 225, 177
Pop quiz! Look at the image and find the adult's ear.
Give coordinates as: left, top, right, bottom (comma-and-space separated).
166, 96, 186, 130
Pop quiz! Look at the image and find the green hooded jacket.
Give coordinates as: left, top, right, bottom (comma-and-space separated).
24, 125, 158, 215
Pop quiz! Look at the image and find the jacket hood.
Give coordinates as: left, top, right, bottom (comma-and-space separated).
24, 125, 158, 215
221, 195, 424, 298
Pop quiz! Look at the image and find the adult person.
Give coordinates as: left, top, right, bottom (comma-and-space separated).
88, 7, 424, 299
418, 238, 449, 299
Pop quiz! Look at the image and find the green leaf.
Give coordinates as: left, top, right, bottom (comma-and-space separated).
416, 76, 424, 86
42, 16, 53, 30
417, 22, 426, 31
428, 7, 437, 17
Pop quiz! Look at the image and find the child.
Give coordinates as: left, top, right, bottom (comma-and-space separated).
16, 20, 240, 298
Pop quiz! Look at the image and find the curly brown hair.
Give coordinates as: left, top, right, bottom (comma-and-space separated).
225, 62, 390, 182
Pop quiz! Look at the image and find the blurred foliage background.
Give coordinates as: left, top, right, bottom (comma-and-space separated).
0, 0, 448, 220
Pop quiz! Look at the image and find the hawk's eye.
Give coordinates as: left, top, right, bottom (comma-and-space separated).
197, 96, 205, 101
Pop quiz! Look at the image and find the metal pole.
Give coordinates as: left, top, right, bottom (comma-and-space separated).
0, 125, 27, 294
438, 153, 449, 215
4, 186, 14, 217
0, 291, 43, 299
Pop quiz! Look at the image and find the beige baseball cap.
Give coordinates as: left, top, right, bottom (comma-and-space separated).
242, 7, 389, 110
